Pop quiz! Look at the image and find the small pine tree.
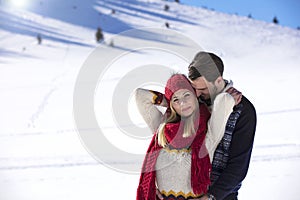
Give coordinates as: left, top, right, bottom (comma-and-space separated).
165, 22, 169, 28
109, 39, 114, 47
111, 9, 116, 14
175, 0, 180, 3
297, 26, 300, 30
164, 4, 169, 11
248, 14, 252, 19
95, 27, 104, 42
273, 16, 279, 24
37, 34, 42, 45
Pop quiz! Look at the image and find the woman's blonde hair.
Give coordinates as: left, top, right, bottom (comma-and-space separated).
157, 99, 199, 147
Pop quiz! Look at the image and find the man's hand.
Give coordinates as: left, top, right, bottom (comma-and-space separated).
190, 194, 209, 200
226, 87, 242, 105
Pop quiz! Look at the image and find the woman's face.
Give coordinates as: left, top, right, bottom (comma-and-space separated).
171, 89, 197, 117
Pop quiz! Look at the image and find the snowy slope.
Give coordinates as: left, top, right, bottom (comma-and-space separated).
1, 0, 300, 199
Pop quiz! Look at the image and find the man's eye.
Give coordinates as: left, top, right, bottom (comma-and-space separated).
173, 99, 178, 103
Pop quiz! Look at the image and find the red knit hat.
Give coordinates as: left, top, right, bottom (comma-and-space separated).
165, 74, 196, 103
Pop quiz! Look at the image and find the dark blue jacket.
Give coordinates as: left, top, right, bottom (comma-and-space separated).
208, 96, 257, 200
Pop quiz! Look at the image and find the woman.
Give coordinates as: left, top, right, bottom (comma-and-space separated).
136, 74, 214, 200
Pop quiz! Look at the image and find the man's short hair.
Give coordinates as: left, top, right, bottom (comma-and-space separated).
188, 52, 224, 82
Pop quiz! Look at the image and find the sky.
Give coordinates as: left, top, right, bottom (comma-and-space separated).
2, 0, 299, 29
181, 0, 300, 29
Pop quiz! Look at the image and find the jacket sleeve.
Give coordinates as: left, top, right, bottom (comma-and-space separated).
135, 88, 164, 133
206, 93, 235, 163
208, 99, 257, 199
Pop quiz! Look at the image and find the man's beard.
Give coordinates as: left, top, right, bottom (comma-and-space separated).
198, 95, 212, 106
198, 84, 218, 107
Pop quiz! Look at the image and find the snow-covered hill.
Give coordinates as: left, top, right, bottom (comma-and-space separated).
1, 0, 300, 199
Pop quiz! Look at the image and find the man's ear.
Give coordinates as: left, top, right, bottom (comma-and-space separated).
214, 76, 225, 89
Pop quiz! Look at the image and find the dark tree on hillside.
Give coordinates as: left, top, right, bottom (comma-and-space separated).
175, 0, 180, 3
297, 26, 300, 30
96, 27, 104, 42
165, 22, 169, 28
248, 14, 252, 18
273, 16, 279, 24
109, 39, 114, 47
164, 4, 169, 11
37, 34, 42, 45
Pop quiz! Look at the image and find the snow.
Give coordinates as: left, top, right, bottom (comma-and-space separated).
1, 0, 300, 199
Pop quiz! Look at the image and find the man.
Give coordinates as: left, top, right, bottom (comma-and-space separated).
188, 52, 257, 200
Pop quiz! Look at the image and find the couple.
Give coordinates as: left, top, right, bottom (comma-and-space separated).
135, 51, 257, 200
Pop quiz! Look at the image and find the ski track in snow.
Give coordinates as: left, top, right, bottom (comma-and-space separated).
28, 87, 57, 128
0, 130, 299, 171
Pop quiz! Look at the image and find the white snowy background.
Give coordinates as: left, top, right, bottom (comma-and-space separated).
1, 0, 300, 199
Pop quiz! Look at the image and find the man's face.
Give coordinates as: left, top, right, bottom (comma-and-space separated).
190, 76, 211, 100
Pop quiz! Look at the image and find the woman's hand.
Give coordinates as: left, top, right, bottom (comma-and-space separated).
150, 90, 168, 107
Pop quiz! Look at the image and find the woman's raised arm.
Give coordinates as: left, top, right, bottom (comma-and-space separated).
135, 88, 166, 133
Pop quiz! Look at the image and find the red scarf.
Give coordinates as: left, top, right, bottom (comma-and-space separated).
137, 104, 211, 200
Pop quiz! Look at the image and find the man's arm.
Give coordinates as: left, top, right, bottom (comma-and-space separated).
208, 98, 257, 199
206, 93, 235, 163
